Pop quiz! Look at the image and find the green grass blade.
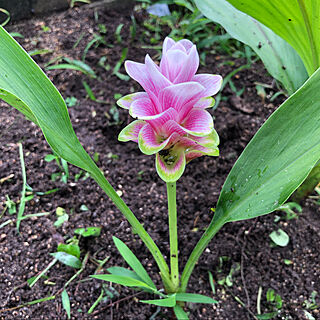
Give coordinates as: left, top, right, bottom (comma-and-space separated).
141, 294, 176, 307
175, 293, 218, 304
61, 289, 71, 319
107, 266, 142, 281
112, 236, 156, 289
16, 143, 27, 231
173, 305, 189, 320
90, 274, 155, 291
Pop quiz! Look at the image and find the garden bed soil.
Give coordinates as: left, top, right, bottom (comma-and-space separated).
0, 4, 319, 320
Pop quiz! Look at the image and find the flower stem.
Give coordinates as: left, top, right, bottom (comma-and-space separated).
90, 166, 174, 292
167, 181, 179, 291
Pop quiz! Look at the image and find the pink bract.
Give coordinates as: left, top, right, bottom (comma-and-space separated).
117, 37, 222, 182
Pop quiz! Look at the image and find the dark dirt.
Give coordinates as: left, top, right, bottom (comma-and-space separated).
0, 4, 319, 320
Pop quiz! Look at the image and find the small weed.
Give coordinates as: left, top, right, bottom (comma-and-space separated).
303, 291, 319, 311
40, 24, 51, 32
4, 195, 16, 215
82, 33, 106, 62
113, 48, 130, 81
54, 207, 69, 228
274, 202, 302, 221
115, 23, 124, 43
269, 228, 289, 247
65, 96, 78, 108
45, 153, 69, 183
256, 288, 283, 319
46, 58, 96, 78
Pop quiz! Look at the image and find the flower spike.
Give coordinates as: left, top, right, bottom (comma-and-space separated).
117, 37, 222, 182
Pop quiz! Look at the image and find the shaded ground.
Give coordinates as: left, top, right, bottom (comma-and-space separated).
0, 4, 319, 320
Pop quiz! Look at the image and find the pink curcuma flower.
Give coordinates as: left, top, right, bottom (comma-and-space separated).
117, 37, 222, 182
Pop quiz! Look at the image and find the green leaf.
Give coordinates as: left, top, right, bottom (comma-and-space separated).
46, 58, 96, 78
50, 252, 82, 269
226, 0, 320, 75
44, 154, 56, 162
141, 294, 176, 307
112, 236, 156, 289
269, 229, 290, 247
107, 266, 142, 281
256, 312, 278, 320
175, 293, 218, 304
194, 0, 308, 94
90, 274, 154, 291
212, 67, 320, 226
0, 27, 97, 172
57, 243, 81, 259
74, 227, 101, 237
0, 24, 172, 293
54, 213, 69, 228
173, 305, 189, 320
61, 289, 71, 319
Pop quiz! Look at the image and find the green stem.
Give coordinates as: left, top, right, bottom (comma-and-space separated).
90, 166, 173, 292
180, 218, 225, 293
167, 182, 179, 291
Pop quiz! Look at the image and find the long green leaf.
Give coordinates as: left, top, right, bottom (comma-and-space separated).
141, 294, 176, 307
180, 67, 320, 292
90, 274, 154, 291
194, 0, 308, 94
107, 266, 142, 281
173, 305, 189, 320
213, 67, 320, 224
226, 0, 320, 75
112, 236, 156, 289
0, 25, 172, 291
50, 252, 82, 269
175, 293, 217, 304
61, 289, 71, 319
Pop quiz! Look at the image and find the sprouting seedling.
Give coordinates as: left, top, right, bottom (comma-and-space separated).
274, 202, 302, 221
115, 23, 124, 43
112, 47, 130, 81
45, 153, 69, 184
46, 57, 96, 78
82, 32, 107, 62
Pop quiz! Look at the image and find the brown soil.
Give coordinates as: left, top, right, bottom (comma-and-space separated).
0, 4, 319, 320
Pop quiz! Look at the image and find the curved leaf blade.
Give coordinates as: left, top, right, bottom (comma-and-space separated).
141, 294, 176, 307
113, 236, 156, 290
175, 293, 218, 304
226, 0, 320, 75
90, 274, 154, 291
213, 67, 320, 225
194, 0, 308, 94
0, 26, 95, 172
50, 252, 82, 269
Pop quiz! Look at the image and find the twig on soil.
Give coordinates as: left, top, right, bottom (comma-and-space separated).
224, 286, 258, 320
